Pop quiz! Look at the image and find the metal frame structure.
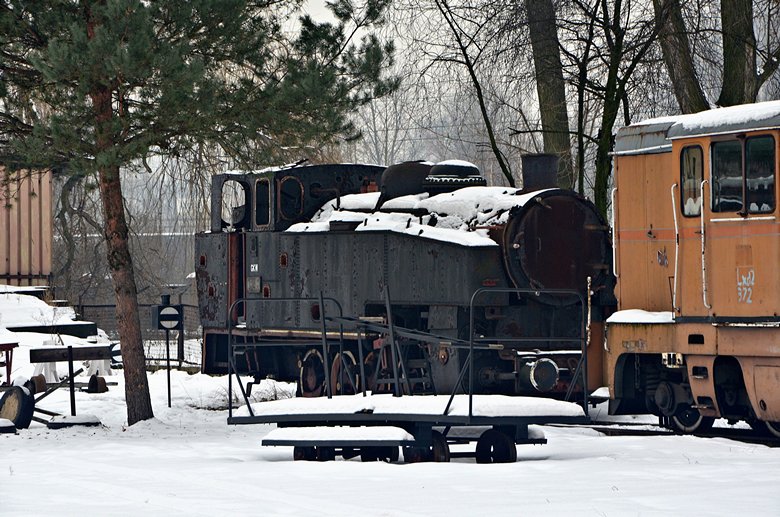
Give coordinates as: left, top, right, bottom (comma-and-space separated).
223, 285, 591, 460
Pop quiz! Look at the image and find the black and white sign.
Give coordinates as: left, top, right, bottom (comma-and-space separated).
153, 304, 183, 331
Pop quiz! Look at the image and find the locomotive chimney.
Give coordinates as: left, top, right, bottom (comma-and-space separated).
521, 154, 559, 190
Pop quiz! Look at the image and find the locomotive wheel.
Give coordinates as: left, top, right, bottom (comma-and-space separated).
363, 352, 379, 393
669, 407, 715, 434
299, 349, 326, 398
293, 446, 316, 461
764, 421, 780, 439
330, 351, 359, 395
475, 429, 517, 464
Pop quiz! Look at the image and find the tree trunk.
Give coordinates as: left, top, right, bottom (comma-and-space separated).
91, 84, 154, 426
526, 0, 574, 188
652, 0, 710, 113
98, 163, 154, 425
718, 0, 757, 106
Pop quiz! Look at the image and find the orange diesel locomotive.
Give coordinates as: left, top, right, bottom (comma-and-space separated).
607, 101, 780, 436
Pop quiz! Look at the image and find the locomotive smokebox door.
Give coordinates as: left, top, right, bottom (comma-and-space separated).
502, 192, 611, 302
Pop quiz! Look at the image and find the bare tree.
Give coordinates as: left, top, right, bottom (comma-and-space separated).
526, 0, 575, 188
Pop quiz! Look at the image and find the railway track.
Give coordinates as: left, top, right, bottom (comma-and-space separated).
565, 421, 780, 447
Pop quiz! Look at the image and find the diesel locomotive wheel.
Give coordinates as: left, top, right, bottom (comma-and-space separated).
299, 349, 326, 398
475, 429, 517, 464
764, 421, 780, 439
330, 351, 359, 395
669, 407, 715, 434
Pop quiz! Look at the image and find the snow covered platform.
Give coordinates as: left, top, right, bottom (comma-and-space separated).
46, 414, 101, 430
262, 425, 416, 447
233, 393, 587, 426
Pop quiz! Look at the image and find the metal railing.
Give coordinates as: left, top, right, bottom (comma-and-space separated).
442, 287, 589, 422
226, 293, 346, 420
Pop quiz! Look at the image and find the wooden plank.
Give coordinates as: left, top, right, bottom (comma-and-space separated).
30, 346, 113, 363
19, 171, 30, 282
0, 167, 11, 279
40, 171, 53, 284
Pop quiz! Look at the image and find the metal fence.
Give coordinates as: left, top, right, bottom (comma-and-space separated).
78, 303, 201, 341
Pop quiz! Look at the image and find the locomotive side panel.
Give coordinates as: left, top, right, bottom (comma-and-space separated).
614, 152, 676, 312
195, 232, 231, 329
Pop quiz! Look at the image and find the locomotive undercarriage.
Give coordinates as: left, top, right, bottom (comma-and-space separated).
610, 350, 780, 436
204, 298, 589, 401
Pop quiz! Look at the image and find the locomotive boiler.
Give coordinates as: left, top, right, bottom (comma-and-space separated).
195, 156, 615, 400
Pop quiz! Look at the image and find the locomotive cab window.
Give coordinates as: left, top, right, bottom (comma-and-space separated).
681, 145, 703, 216
221, 179, 248, 229
746, 136, 775, 213
255, 178, 271, 227
279, 176, 304, 221
712, 135, 775, 214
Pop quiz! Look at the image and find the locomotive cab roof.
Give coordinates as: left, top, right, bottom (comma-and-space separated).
614, 100, 780, 156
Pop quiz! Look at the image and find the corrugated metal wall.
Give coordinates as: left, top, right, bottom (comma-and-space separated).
0, 168, 53, 286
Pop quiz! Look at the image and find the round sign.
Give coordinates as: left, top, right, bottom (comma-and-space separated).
159, 306, 181, 329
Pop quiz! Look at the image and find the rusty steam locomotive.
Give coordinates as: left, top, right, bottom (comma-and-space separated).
195, 156, 615, 400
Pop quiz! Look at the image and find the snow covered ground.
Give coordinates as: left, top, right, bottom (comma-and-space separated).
2, 289, 780, 515
1, 366, 779, 515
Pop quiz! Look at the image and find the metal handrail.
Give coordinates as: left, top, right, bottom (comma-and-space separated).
226, 294, 345, 421
671, 183, 681, 313
700, 180, 712, 309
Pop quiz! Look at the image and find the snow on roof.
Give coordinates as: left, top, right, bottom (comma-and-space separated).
607, 310, 675, 324
0, 284, 48, 294
615, 101, 780, 155
435, 159, 478, 168
0, 291, 79, 328
286, 186, 558, 247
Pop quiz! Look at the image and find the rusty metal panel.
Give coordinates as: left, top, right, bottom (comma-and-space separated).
195, 232, 230, 329
0, 168, 52, 286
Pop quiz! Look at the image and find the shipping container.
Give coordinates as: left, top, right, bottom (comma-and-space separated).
0, 168, 52, 286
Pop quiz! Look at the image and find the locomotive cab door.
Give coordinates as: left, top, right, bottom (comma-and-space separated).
676, 132, 780, 319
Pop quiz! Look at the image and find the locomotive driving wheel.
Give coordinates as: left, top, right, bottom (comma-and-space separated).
475, 429, 517, 464
764, 421, 780, 438
299, 349, 326, 397
330, 351, 359, 395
